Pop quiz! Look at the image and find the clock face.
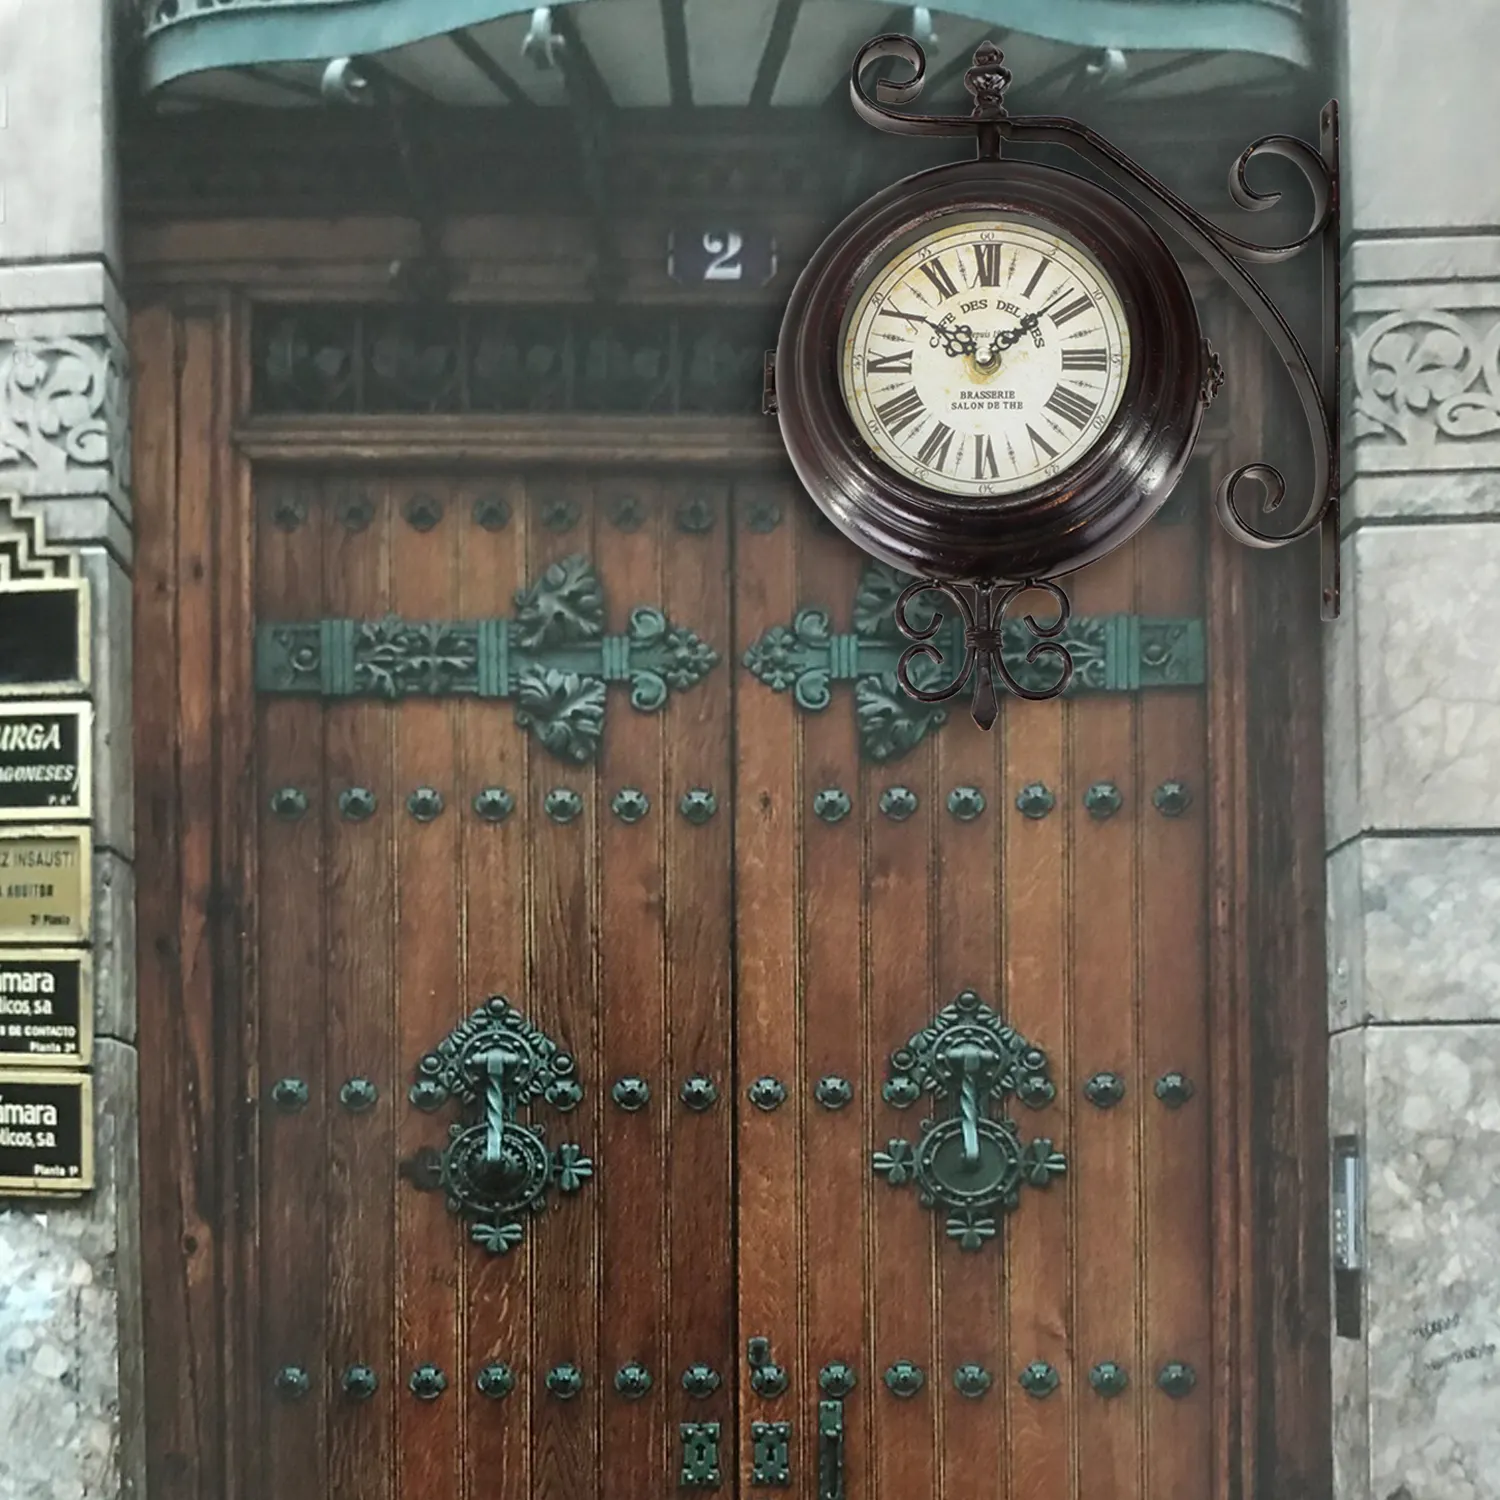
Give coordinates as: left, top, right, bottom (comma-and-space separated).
840, 216, 1131, 497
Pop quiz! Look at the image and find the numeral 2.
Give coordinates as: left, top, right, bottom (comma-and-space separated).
1049, 293, 1094, 326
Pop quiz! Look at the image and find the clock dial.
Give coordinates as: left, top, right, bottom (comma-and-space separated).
841, 218, 1131, 497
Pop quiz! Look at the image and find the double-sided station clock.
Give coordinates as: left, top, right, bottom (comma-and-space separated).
767, 36, 1340, 725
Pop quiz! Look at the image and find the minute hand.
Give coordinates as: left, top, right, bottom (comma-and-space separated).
990, 292, 1072, 354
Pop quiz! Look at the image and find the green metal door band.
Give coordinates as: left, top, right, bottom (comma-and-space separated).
254, 554, 718, 765
744, 563, 1204, 764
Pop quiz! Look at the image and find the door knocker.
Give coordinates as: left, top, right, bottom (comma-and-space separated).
406, 996, 592, 1254
873, 988, 1064, 1250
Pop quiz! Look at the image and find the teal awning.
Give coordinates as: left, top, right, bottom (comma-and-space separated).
140, 0, 1313, 109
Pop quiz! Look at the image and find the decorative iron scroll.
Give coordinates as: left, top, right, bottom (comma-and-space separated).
255, 554, 718, 764
252, 304, 775, 417
743, 561, 1203, 762
873, 988, 1065, 1252
405, 996, 591, 1256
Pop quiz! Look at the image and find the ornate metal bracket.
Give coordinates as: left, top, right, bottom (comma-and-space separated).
844, 34, 1340, 725
744, 560, 1202, 760
873, 988, 1065, 1251
256, 554, 718, 765
406, 996, 592, 1255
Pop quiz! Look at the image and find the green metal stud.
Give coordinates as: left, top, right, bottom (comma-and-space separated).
272, 496, 306, 532
270, 1077, 308, 1112
1157, 1361, 1197, 1398
955, 1363, 993, 1398
676, 495, 716, 534
881, 1076, 920, 1108
1083, 781, 1123, 820
1083, 1072, 1126, 1109
748, 1077, 786, 1111
406, 787, 444, 822
1089, 1362, 1129, 1398
682, 1364, 721, 1398
884, 1360, 925, 1398
681, 1075, 718, 1112
747, 1338, 788, 1398
819, 1362, 857, 1398
476, 1363, 515, 1399
815, 1076, 853, 1110
611, 788, 651, 823
1015, 782, 1056, 819
615, 1363, 653, 1399
402, 494, 443, 532
339, 1077, 378, 1112
544, 787, 583, 824
338, 494, 373, 531
608, 493, 645, 531
611, 1076, 651, 1112
274, 1364, 310, 1399
409, 1364, 447, 1400
679, 789, 718, 825
472, 493, 511, 531
1018, 1362, 1059, 1399
813, 788, 852, 824
473, 786, 515, 823
947, 786, 986, 822
408, 1078, 446, 1111
1152, 779, 1192, 817
540, 496, 580, 532
270, 786, 308, 821
1154, 1072, 1195, 1109
342, 1364, 379, 1401
338, 786, 377, 822
879, 785, 919, 821
546, 1364, 583, 1399
745, 498, 782, 533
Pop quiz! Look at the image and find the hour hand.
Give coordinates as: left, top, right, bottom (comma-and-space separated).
887, 308, 976, 358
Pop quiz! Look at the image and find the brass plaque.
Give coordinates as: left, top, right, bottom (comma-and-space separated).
0, 578, 91, 698
0, 701, 92, 821
0, 827, 91, 944
0, 950, 92, 1066
0, 1069, 92, 1194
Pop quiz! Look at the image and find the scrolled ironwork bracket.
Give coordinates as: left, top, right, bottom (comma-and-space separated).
844, 34, 1341, 725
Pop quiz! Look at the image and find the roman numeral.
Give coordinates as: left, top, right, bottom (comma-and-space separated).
974, 434, 999, 480
1022, 254, 1051, 298
916, 421, 955, 471
1060, 346, 1109, 371
1026, 425, 1059, 463
918, 256, 958, 299
875, 387, 926, 437
1044, 384, 1097, 429
866, 349, 913, 374
1049, 293, 1094, 326
972, 242, 1002, 286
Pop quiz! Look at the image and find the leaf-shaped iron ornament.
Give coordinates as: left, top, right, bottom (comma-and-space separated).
407, 996, 593, 1256
872, 989, 1064, 1252
255, 554, 719, 764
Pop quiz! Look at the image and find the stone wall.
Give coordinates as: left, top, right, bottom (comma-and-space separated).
0, 1, 141, 1497
1330, 3, 1500, 1497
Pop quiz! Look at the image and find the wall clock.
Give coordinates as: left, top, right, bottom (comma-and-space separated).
766, 36, 1340, 727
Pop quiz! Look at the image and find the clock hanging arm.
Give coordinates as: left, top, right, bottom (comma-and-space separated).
848, 34, 1342, 619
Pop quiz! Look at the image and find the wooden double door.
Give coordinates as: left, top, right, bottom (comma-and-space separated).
195, 460, 1224, 1500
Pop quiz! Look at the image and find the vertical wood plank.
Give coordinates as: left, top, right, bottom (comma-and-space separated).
525, 478, 601, 1500
1066, 545, 1143, 1500
1137, 513, 1212, 1499
390, 476, 463, 1500
322, 476, 396, 1500
595, 476, 668, 1499
1001, 675, 1071, 1500
253, 467, 328, 1500
732, 480, 802, 1494
455, 476, 534, 1500
796, 519, 867, 1494
661, 480, 736, 1490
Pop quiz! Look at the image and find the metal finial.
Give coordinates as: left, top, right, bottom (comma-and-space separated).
964, 42, 1012, 119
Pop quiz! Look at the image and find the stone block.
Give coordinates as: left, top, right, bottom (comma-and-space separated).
92, 849, 135, 1047
1329, 1026, 1369, 1500
0, 1036, 142, 1500
77, 547, 133, 861
1325, 523, 1500, 845
1329, 835, 1500, 1028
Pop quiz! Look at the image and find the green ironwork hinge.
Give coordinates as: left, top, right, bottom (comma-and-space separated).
743, 562, 1204, 763
254, 554, 718, 765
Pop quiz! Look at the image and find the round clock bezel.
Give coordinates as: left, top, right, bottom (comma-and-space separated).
775, 158, 1206, 582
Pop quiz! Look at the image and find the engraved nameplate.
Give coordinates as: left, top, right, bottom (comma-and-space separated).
0, 827, 91, 943
0, 702, 91, 821
0, 950, 91, 1066
0, 1070, 92, 1194
0, 579, 91, 697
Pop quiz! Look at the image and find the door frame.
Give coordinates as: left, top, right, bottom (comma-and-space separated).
129, 216, 1330, 1500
